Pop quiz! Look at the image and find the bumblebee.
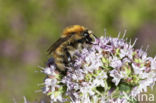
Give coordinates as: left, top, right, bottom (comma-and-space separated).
48, 25, 96, 73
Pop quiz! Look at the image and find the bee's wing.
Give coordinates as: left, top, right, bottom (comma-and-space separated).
47, 37, 68, 54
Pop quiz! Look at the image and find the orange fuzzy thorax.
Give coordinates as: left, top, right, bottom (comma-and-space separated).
61, 25, 86, 38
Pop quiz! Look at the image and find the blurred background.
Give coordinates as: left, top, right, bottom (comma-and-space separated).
0, 0, 156, 103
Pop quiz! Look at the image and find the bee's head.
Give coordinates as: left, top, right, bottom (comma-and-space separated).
82, 30, 97, 43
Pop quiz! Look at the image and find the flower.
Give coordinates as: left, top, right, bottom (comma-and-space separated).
43, 35, 156, 103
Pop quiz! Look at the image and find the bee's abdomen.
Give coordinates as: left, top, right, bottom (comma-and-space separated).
53, 45, 66, 72
53, 39, 85, 72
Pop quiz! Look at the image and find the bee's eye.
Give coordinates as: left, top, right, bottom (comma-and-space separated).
83, 32, 89, 37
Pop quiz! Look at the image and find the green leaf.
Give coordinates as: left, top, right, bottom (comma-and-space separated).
111, 87, 120, 99
119, 83, 131, 93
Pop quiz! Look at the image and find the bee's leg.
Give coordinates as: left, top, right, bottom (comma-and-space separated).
67, 52, 72, 62
64, 48, 73, 67
64, 48, 72, 62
